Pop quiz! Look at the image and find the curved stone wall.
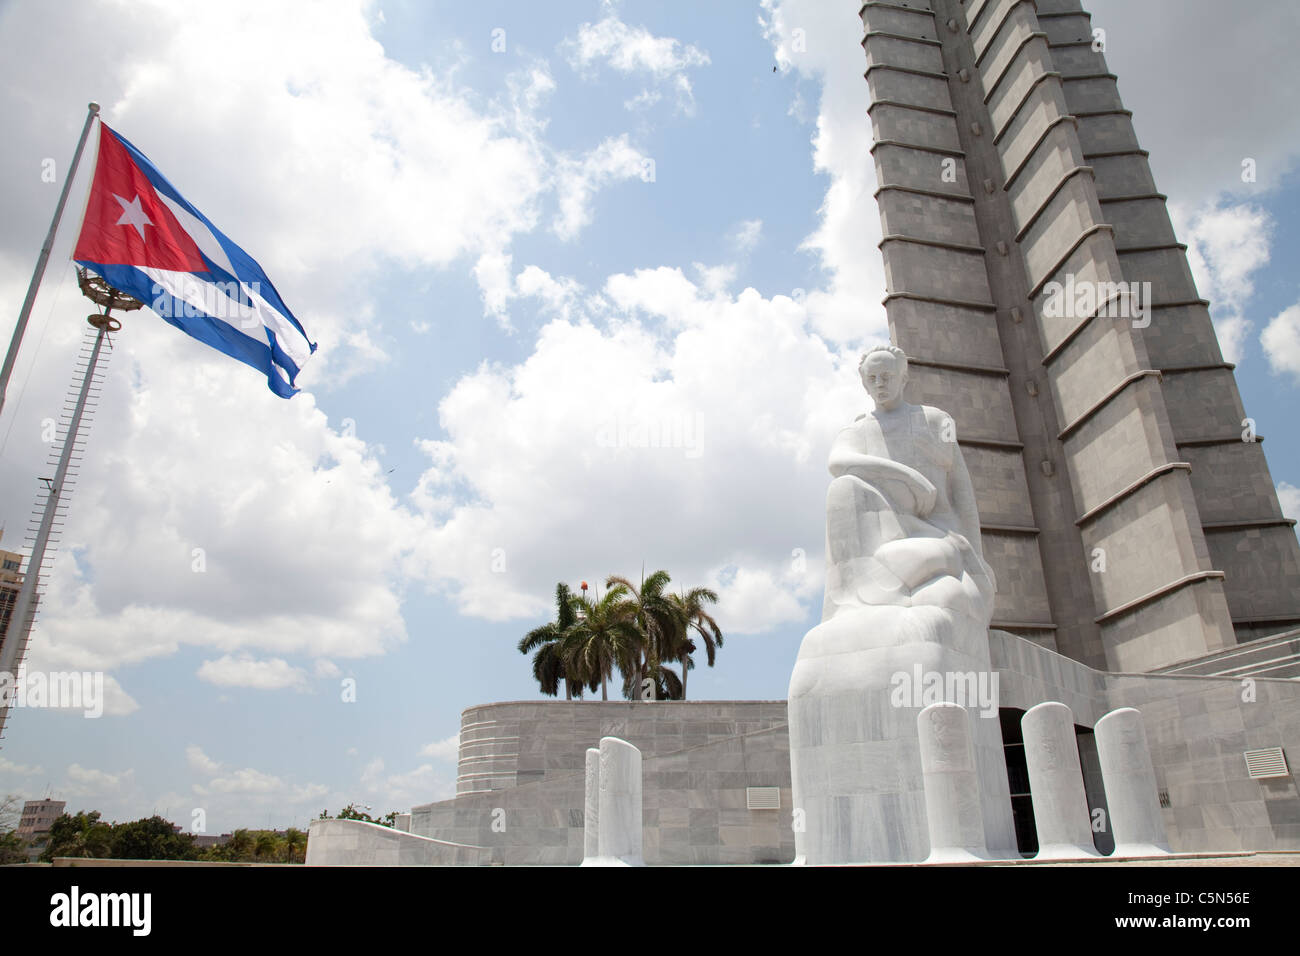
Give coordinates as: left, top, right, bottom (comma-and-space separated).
456, 700, 790, 796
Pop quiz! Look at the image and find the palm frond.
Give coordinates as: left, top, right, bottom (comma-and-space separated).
642, 568, 672, 595
518, 621, 557, 654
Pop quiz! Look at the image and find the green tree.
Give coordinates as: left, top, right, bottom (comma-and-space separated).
667, 586, 723, 700
0, 797, 27, 865
0, 830, 26, 865
40, 811, 112, 862
109, 816, 199, 861
518, 582, 584, 699
324, 804, 398, 827
226, 828, 254, 860
645, 664, 684, 701
562, 582, 641, 701
283, 827, 307, 863
253, 830, 284, 861
607, 569, 685, 700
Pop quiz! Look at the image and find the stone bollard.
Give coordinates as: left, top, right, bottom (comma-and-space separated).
918, 702, 991, 862
1022, 702, 1099, 859
1095, 708, 1171, 856
595, 736, 644, 866
579, 746, 601, 866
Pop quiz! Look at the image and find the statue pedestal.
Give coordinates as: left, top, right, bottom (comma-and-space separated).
788, 604, 1017, 863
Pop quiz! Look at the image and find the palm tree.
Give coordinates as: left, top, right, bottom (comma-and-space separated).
667, 587, 723, 700
562, 583, 641, 700
518, 582, 584, 699
254, 831, 283, 861
283, 827, 306, 863
607, 569, 685, 700
47, 811, 112, 859
643, 665, 684, 701
227, 828, 254, 861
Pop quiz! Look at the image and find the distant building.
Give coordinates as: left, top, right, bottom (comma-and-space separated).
0, 545, 23, 658
16, 798, 66, 859
168, 822, 230, 848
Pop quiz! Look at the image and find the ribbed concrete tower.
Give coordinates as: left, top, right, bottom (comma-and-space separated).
862, 0, 1300, 672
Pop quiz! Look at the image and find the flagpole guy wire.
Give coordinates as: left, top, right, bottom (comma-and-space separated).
0, 102, 100, 420
0, 270, 141, 742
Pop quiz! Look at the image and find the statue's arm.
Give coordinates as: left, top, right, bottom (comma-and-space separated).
946, 427, 983, 556
828, 428, 933, 492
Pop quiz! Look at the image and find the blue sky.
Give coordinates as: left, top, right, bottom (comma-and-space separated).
0, 0, 1297, 834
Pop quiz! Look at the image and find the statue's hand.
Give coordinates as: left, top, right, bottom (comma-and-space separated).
876, 474, 936, 518
915, 478, 937, 519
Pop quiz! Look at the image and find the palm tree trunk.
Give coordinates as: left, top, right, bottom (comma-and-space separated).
634, 613, 645, 699
680, 654, 688, 700
601, 672, 607, 701
565, 678, 572, 700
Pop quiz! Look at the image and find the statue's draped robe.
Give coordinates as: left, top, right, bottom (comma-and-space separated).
822, 402, 995, 624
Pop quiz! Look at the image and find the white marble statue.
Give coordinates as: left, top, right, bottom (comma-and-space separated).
823, 345, 995, 622
788, 345, 1016, 864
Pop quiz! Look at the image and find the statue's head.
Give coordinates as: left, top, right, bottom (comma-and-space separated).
859, 345, 908, 410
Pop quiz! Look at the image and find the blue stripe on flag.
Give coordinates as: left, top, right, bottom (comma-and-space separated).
76, 263, 298, 398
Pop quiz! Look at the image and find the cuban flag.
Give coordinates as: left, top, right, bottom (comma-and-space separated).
73, 123, 315, 397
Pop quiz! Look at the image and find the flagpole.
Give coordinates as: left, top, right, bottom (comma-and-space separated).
0, 272, 139, 743
0, 102, 100, 420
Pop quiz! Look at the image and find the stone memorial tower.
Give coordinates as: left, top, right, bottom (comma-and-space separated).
861, 0, 1300, 673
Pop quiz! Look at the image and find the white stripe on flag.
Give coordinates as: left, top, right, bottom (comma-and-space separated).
141, 268, 312, 370
242, 283, 313, 369
156, 195, 312, 368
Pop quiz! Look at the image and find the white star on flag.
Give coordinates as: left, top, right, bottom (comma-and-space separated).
113, 193, 152, 241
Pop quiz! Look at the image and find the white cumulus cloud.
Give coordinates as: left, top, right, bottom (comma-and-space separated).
1261, 304, 1300, 382
1174, 201, 1272, 365
1277, 482, 1300, 523
552, 134, 648, 241
185, 744, 223, 776
409, 267, 864, 628
563, 11, 710, 113
357, 757, 456, 811
760, 0, 888, 346
419, 734, 460, 761
66, 763, 134, 794
196, 656, 309, 691
0, 756, 44, 776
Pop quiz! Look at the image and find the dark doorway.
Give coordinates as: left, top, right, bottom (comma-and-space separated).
1000, 707, 1109, 856
999, 708, 1037, 856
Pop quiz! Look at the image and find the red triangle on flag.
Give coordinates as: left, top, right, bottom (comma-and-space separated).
74, 125, 208, 273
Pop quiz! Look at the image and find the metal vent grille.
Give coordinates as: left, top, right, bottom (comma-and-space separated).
1244, 747, 1289, 780
746, 786, 780, 810
1157, 789, 1171, 809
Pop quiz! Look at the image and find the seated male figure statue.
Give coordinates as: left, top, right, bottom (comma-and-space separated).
823, 344, 995, 624
787, 344, 1016, 864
